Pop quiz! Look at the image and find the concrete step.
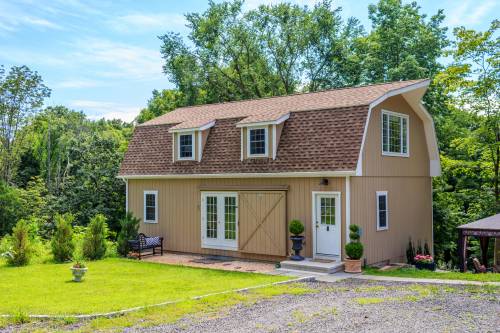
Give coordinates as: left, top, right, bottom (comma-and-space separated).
280, 258, 345, 274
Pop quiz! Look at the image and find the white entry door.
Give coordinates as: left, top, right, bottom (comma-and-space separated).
201, 192, 238, 251
314, 192, 341, 256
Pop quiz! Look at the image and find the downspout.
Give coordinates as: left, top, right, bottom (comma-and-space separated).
120, 177, 128, 213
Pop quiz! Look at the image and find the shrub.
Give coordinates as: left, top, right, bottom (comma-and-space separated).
289, 220, 304, 236
82, 214, 108, 260
51, 213, 75, 262
406, 238, 416, 264
3, 220, 32, 266
345, 242, 364, 260
117, 213, 140, 256
423, 241, 431, 256
345, 224, 363, 260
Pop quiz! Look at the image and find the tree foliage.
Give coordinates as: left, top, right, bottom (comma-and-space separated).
117, 212, 140, 256
82, 214, 108, 260
51, 213, 75, 262
0, 66, 50, 183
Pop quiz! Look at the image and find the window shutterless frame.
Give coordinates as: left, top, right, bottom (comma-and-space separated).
143, 190, 158, 224
376, 191, 388, 231
381, 109, 409, 157
246, 126, 268, 158
177, 132, 195, 160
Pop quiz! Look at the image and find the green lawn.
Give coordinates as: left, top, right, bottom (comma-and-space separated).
0, 258, 290, 315
364, 267, 500, 282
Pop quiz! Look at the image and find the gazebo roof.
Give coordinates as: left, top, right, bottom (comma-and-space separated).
458, 213, 500, 231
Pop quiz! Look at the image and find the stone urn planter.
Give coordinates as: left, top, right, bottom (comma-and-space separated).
71, 262, 87, 282
344, 224, 364, 274
289, 220, 305, 261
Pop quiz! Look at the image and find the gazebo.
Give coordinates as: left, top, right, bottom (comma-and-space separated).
458, 213, 500, 272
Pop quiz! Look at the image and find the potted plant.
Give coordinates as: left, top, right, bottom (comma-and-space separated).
414, 254, 436, 271
70, 261, 88, 282
344, 224, 363, 273
289, 220, 305, 261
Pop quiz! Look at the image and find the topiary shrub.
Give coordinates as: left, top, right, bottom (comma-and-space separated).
345, 224, 363, 260
289, 219, 304, 236
345, 242, 364, 260
4, 219, 32, 266
51, 213, 75, 263
117, 212, 140, 256
82, 214, 108, 260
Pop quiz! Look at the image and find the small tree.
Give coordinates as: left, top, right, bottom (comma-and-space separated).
117, 213, 140, 256
4, 219, 32, 266
345, 224, 363, 260
51, 213, 75, 262
82, 214, 108, 260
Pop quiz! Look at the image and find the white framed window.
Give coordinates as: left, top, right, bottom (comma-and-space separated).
143, 191, 158, 223
177, 132, 194, 160
201, 192, 238, 250
376, 191, 388, 231
247, 127, 268, 157
381, 110, 409, 157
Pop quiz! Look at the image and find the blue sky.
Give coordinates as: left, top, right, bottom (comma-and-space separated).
0, 0, 497, 122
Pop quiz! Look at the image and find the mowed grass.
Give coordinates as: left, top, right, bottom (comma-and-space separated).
364, 267, 500, 282
0, 258, 290, 315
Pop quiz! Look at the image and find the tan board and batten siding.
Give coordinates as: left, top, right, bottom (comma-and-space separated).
128, 94, 433, 265
129, 177, 346, 261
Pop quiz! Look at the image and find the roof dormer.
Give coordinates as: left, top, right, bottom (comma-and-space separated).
169, 121, 215, 163
236, 113, 289, 161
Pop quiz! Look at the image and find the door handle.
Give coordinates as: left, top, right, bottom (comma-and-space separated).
327, 226, 330, 231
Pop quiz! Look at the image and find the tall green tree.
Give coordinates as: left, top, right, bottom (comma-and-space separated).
364, 0, 448, 82
437, 20, 499, 207
0, 65, 51, 183
159, 0, 366, 104
136, 89, 185, 124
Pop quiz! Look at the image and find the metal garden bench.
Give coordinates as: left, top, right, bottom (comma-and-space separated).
128, 233, 163, 259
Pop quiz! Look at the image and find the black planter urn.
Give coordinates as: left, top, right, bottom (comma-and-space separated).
290, 236, 305, 261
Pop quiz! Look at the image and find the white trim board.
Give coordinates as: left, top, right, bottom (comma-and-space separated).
120, 170, 356, 180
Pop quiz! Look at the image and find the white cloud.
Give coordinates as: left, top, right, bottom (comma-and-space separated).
68, 38, 163, 81
54, 79, 103, 89
109, 13, 187, 33
70, 100, 140, 122
445, 0, 496, 26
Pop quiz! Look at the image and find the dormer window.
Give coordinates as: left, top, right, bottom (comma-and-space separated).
248, 127, 268, 157
178, 133, 194, 160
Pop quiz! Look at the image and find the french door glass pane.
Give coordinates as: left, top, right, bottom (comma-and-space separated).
224, 196, 236, 240
206, 196, 217, 239
320, 197, 335, 225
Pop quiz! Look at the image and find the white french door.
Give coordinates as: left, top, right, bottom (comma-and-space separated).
201, 192, 238, 250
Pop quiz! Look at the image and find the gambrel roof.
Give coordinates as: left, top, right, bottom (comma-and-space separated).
120, 79, 439, 178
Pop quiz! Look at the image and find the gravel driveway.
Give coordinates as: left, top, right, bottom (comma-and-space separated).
135, 279, 499, 333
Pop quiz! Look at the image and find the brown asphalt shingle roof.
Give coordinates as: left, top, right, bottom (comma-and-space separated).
142, 79, 426, 129
120, 80, 427, 176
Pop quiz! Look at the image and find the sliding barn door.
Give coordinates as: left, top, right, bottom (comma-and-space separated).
238, 191, 287, 256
